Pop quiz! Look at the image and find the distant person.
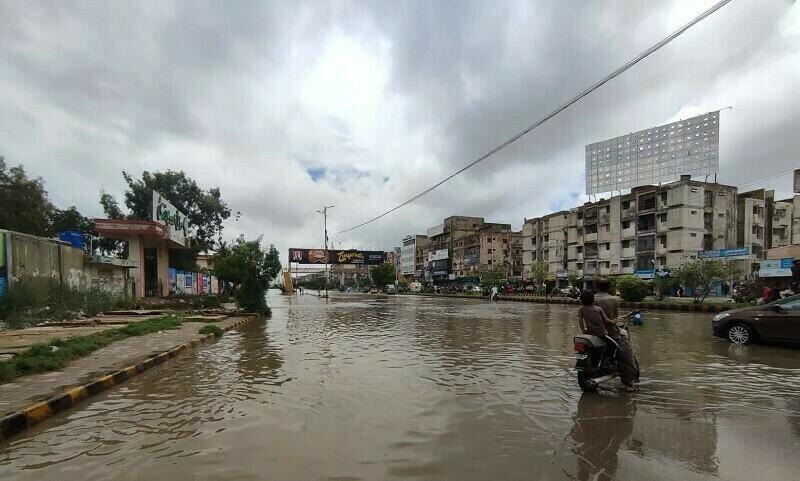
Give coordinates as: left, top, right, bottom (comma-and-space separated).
490, 285, 499, 302
676, 285, 684, 298
762, 285, 772, 304
578, 290, 637, 392
770, 284, 781, 303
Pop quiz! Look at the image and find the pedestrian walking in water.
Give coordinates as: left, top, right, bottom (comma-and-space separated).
490, 285, 499, 302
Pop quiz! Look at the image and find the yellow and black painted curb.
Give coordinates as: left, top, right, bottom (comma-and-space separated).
0, 316, 255, 443
410, 293, 731, 313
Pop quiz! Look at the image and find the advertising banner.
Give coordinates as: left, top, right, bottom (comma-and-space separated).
168, 268, 177, 295
192, 272, 198, 295
152, 191, 191, 247
758, 258, 795, 278
288, 248, 386, 265
185, 271, 193, 294
698, 247, 750, 260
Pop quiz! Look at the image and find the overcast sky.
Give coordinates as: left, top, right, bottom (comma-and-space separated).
1, 0, 798, 257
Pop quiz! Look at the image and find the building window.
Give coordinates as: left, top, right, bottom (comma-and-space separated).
622, 221, 631, 229
690, 210, 697, 215
690, 233, 697, 237
718, 213, 724, 218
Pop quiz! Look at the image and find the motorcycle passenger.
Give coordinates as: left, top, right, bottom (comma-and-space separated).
578, 290, 638, 392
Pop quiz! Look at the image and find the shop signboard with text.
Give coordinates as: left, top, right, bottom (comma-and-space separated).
152, 191, 191, 247
758, 258, 795, 278
698, 247, 750, 260
288, 248, 386, 265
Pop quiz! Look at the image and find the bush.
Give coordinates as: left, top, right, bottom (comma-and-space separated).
189, 295, 222, 310
616, 275, 650, 302
199, 324, 224, 337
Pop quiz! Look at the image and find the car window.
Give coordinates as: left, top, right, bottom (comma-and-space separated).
777, 297, 800, 311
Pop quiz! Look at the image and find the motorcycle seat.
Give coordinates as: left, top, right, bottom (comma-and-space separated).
574, 334, 608, 348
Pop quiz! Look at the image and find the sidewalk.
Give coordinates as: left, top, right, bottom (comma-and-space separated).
0, 315, 249, 417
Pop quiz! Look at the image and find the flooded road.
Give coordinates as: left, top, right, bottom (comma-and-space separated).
2, 292, 799, 480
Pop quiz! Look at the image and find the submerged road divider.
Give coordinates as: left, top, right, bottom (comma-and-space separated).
402, 292, 734, 313
0, 316, 255, 442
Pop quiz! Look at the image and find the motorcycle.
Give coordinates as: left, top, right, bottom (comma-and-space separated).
573, 310, 642, 392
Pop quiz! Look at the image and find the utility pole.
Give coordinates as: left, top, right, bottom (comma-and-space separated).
317, 205, 335, 298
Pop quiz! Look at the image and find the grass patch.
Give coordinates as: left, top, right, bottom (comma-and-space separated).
199, 324, 223, 337
0, 315, 183, 384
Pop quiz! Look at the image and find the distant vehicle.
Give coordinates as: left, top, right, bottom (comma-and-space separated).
385, 284, 396, 294
712, 294, 800, 346
410, 282, 423, 293
369, 288, 380, 294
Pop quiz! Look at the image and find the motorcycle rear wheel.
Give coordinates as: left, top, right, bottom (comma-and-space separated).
577, 371, 598, 392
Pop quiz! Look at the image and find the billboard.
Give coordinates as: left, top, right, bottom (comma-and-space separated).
758, 258, 795, 278
586, 111, 720, 195
288, 248, 386, 265
152, 191, 191, 247
698, 247, 750, 259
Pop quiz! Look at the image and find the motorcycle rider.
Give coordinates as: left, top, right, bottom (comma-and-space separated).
580, 280, 639, 391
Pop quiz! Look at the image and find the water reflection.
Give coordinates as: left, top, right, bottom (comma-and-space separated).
1, 292, 799, 481
572, 393, 635, 481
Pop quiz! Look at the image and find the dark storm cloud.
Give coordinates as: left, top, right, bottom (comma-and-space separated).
0, 0, 797, 254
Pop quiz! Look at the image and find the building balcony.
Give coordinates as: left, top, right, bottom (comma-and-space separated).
621, 247, 635, 258
621, 207, 636, 219
599, 213, 611, 224
656, 244, 668, 256
584, 232, 598, 242
621, 266, 635, 274
599, 249, 611, 260
599, 266, 611, 276
621, 227, 635, 238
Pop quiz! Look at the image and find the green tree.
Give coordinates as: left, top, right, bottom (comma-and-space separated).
370, 263, 396, 287
0, 160, 56, 236
673, 259, 729, 304
480, 265, 506, 287
99, 190, 124, 219
212, 236, 281, 313
531, 261, 550, 295
50, 206, 91, 233
616, 275, 650, 302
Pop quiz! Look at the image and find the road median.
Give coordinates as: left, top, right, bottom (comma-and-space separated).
0, 315, 255, 442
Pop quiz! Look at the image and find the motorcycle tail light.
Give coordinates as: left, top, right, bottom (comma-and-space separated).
574, 342, 589, 353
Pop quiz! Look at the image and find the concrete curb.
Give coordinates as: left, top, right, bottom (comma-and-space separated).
0, 316, 255, 443
406, 293, 733, 313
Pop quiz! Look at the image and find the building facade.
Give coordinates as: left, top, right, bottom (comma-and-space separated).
523, 175, 739, 281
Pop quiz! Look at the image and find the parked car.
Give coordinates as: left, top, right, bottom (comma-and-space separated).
385, 284, 396, 294
712, 294, 800, 346
410, 282, 423, 293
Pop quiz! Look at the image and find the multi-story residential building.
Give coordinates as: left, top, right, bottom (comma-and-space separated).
525, 175, 739, 281
737, 189, 771, 260
414, 236, 431, 280
771, 197, 795, 248
423, 216, 523, 281
522, 211, 569, 279
400, 235, 427, 279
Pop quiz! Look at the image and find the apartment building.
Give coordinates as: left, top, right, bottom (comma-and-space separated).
522, 211, 569, 279
422, 216, 523, 281
400, 235, 428, 279
737, 189, 771, 258
524, 175, 738, 281
770, 197, 797, 248
475, 224, 522, 278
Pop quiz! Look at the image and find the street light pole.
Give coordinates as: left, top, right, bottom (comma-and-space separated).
317, 205, 335, 298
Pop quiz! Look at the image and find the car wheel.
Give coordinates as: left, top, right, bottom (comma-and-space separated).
727, 323, 754, 345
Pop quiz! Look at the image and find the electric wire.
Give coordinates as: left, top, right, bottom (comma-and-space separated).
338, 0, 734, 234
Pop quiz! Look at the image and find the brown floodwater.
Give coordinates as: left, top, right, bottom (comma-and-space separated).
2, 292, 799, 480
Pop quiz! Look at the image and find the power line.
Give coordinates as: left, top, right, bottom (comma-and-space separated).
736, 167, 796, 190
339, 0, 734, 234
